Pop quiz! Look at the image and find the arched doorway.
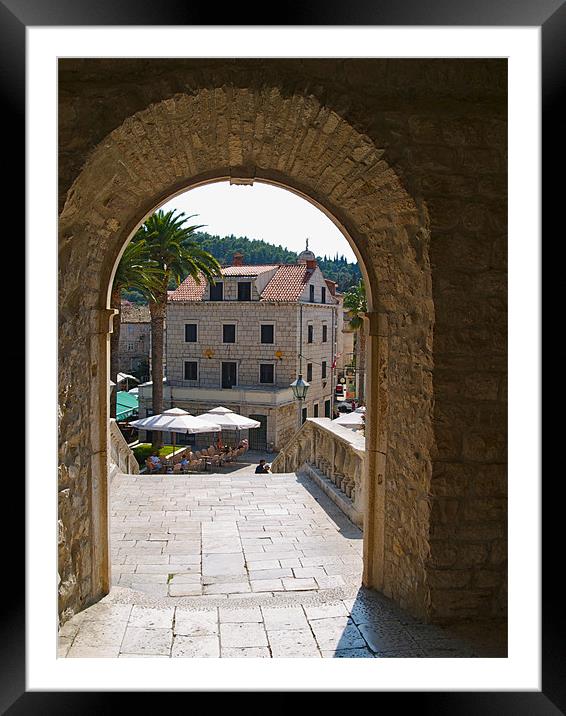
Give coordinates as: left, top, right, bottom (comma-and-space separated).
58, 86, 435, 623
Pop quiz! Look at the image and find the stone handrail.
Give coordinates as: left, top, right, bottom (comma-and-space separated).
109, 419, 139, 479
271, 418, 365, 527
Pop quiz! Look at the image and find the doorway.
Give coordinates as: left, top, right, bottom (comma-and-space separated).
248, 414, 267, 451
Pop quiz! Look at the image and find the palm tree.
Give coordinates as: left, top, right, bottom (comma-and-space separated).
110, 240, 164, 418
343, 279, 367, 403
133, 209, 221, 448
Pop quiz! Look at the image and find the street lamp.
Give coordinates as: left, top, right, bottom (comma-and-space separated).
290, 374, 310, 401
291, 373, 310, 428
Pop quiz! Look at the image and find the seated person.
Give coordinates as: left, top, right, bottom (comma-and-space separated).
179, 456, 190, 471
148, 452, 161, 471
255, 459, 271, 474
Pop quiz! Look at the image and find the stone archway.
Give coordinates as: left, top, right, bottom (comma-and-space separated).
58, 85, 436, 623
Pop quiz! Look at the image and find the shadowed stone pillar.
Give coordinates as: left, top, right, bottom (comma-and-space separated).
89, 307, 114, 602
362, 311, 388, 593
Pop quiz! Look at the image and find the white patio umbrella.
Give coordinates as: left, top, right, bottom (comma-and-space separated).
117, 372, 139, 383
116, 372, 140, 392
130, 407, 221, 451
332, 406, 366, 429
198, 406, 261, 449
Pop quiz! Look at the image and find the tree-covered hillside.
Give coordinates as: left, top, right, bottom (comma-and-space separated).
122, 231, 361, 303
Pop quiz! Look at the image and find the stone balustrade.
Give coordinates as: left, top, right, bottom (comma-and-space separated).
109, 419, 139, 480
271, 418, 365, 527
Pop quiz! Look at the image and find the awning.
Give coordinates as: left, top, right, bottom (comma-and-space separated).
116, 390, 139, 420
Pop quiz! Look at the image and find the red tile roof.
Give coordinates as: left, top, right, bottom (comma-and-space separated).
260, 265, 311, 302
168, 263, 338, 304
168, 273, 207, 301
221, 265, 278, 276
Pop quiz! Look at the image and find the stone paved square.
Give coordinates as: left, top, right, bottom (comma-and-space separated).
61, 464, 503, 659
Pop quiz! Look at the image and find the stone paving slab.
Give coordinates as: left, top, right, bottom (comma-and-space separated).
172, 635, 219, 658
59, 467, 505, 659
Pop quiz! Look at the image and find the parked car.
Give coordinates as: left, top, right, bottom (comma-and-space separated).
336, 402, 354, 413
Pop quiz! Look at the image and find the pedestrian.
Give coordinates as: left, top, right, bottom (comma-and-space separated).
255, 459, 271, 474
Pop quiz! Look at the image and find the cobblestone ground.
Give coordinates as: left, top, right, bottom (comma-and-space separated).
59, 454, 506, 658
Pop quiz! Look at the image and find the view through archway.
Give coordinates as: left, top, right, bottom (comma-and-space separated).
108, 179, 371, 606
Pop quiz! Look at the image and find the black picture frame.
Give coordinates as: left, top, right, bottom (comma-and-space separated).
9, 0, 561, 709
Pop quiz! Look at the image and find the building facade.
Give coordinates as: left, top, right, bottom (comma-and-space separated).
138, 250, 341, 451
118, 301, 168, 382
118, 302, 151, 380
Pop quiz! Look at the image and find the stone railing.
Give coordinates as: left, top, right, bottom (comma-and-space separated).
271, 418, 365, 527
109, 419, 139, 480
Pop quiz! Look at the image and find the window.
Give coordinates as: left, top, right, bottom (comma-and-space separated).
307, 324, 314, 344
209, 282, 223, 301
127, 342, 134, 351
261, 324, 274, 344
238, 281, 251, 301
324, 399, 331, 418
221, 362, 237, 389
322, 324, 328, 343
259, 364, 274, 384
322, 361, 327, 379
301, 407, 308, 424
309, 284, 315, 303
321, 286, 326, 304
185, 323, 197, 342
313, 403, 319, 417
223, 324, 236, 343
184, 361, 198, 381
307, 363, 313, 382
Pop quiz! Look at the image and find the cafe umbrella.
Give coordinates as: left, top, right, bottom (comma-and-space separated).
197, 406, 261, 448
331, 406, 366, 429
129, 407, 221, 452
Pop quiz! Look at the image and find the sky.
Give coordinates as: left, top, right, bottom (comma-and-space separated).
159, 181, 358, 263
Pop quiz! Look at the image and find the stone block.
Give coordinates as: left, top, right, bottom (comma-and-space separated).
128, 606, 174, 629
261, 607, 308, 631
172, 635, 219, 658
219, 607, 263, 623
174, 609, 218, 637
203, 582, 251, 595
120, 627, 173, 656
221, 647, 271, 657
427, 568, 471, 589
304, 602, 349, 620
220, 623, 268, 648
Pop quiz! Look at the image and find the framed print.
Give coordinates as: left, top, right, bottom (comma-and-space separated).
9, 0, 562, 709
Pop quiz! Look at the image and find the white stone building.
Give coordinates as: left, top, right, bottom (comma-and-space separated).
138, 250, 342, 451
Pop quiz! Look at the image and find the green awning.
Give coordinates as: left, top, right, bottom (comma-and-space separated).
116, 390, 138, 420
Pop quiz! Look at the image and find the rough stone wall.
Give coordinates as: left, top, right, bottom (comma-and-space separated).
118, 321, 150, 374
58, 59, 506, 624
273, 401, 299, 451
